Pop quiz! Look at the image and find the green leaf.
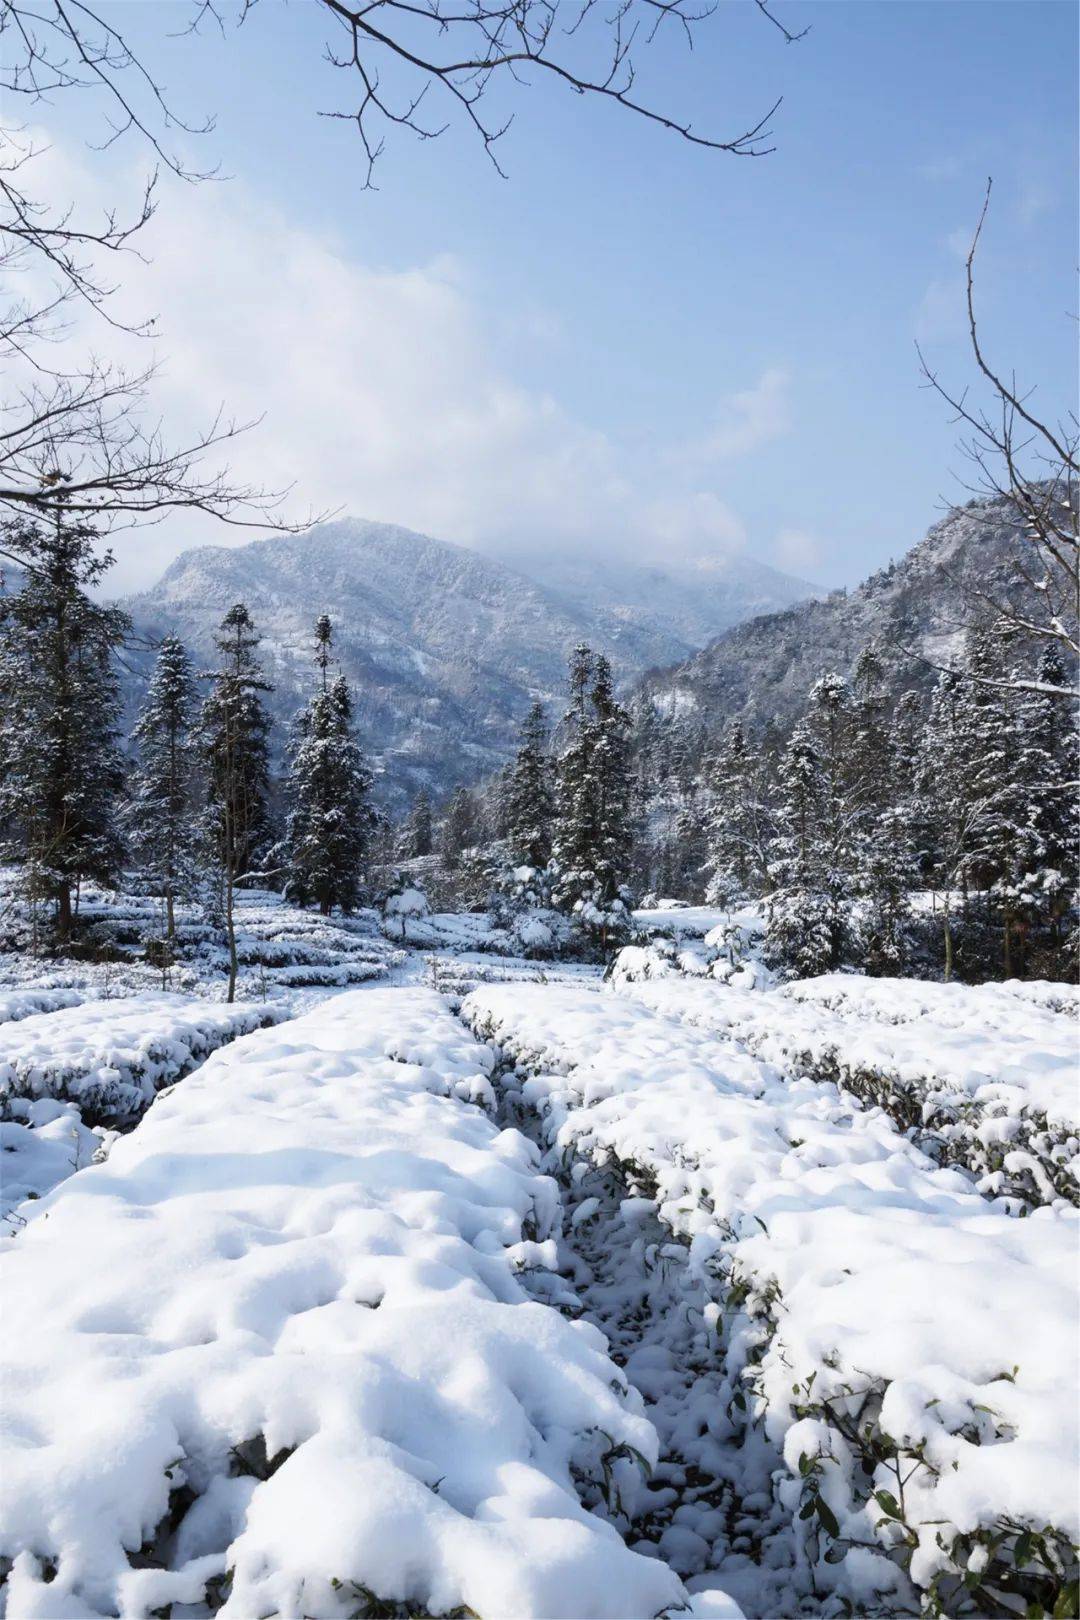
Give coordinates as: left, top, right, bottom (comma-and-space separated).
799, 1497, 816, 1521
1053, 1579, 1079, 1619
815, 1497, 841, 1538
873, 1490, 902, 1521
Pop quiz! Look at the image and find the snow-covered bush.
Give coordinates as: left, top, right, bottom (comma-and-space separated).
0, 994, 284, 1123
0, 990, 731, 1620
628, 975, 1079, 1210
380, 875, 431, 941
462, 983, 1079, 1617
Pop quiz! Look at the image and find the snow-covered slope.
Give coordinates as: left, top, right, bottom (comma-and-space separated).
640, 491, 1070, 727
121, 518, 812, 805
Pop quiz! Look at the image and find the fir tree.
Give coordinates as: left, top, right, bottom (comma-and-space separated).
860, 806, 916, 975
201, 602, 274, 1000
705, 720, 772, 905
0, 512, 127, 943
283, 616, 375, 916
551, 645, 635, 941
128, 634, 200, 958
439, 785, 480, 873
505, 699, 554, 868
764, 725, 834, 977
402, 788, 434, 858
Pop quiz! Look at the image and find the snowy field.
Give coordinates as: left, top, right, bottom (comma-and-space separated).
1, 898, 1077, 1618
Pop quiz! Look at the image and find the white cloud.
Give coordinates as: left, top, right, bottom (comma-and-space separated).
681, 368, 791, 464
27, 143, 799, 590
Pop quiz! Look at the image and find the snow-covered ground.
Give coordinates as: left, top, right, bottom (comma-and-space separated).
0, 989, 736, 1620
1, 893, 1076, 1618
462, 981, 1079, 1617
615, 972, 1078, 1208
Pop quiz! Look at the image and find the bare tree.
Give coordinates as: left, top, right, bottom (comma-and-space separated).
918, 180, 1079, 679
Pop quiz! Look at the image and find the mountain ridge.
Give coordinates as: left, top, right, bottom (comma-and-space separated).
121, 517, 815, 804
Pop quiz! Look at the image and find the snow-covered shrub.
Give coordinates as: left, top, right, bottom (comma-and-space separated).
626, 974, 1079, 1211
0, 994, 284, 1123
380, 875, 431, 941
462, 983, 1079, 1617
0, 990, 723, 1620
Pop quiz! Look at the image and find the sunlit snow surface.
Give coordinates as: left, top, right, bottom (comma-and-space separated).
1, 890, 1076, 1618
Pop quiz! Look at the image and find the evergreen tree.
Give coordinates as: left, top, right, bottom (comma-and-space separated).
705, 720, 772, 905
799, 673, 857, 968
999, 644, 1078, 972
764, 725, 833, 977
0, 512, 127, 943
283, 616, 375, 916
201, 602, 274, 1000
128, 634, 200, 955
402, 788, 434, 858
860, 806, 916, 975
589, 654, 634, 902
439, 785, 480, 873
505, 699, 554, 868
551, 645, 635, 941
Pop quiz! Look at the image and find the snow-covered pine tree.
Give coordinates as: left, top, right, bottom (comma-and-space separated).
860, 806, 916, 975
1000, 644, 1078, 973
764, 724, 833, 977
128, 634, 200, 959
504, 699, 554, 869
283, 616, 375, 916
439, 785, 480, 874
551, 643, 597, 886
799, 672, 857, 968
704, 719, 772, 906
551, 645, 635, 943
0, 512, 127, 944
201, 602, 274, 1000
402, 788, 434, 859
589, 653, 634, 905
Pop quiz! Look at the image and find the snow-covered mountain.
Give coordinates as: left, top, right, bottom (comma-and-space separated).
639, 492, 1056, 728
121, 517, 814, 803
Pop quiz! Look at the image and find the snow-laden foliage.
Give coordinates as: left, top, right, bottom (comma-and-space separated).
0, 514, 127, 941
462, 983, 1079, 1616
0, 986, 84, 1024
625, 975, 1079, 1209
282, 618, 376, 916
0, 989, 737, 1620
0, 994, 284, 1122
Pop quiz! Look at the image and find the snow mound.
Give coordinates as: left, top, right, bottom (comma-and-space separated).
0, 987, 85, 1025
0, 995, 284, 1122
625, 975, 1079, 1208
0, 988, 722, 1620
462, 982, 1079, 1615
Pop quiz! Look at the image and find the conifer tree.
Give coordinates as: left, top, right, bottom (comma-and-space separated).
764, 725, 833, 976
0, 512, 126, 943
505, 699, 554, 868
589, 654, 634, 902
283, 616, 375, 916
201, 602, 274, 1000
439, 785, 479, 873
860, 806, 916, 975
402, 788, 434, 858
799, 672, 857, 968
128, 634, 200, 956
551, 644, 635, 940
705, 720, 772, 905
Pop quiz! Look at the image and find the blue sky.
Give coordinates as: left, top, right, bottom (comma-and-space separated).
42, 1, 1079, 590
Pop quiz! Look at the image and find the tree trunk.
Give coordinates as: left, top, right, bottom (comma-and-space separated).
56, 883, 73, 943
943, 907, 954, 983
225, 865, 237, 1004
